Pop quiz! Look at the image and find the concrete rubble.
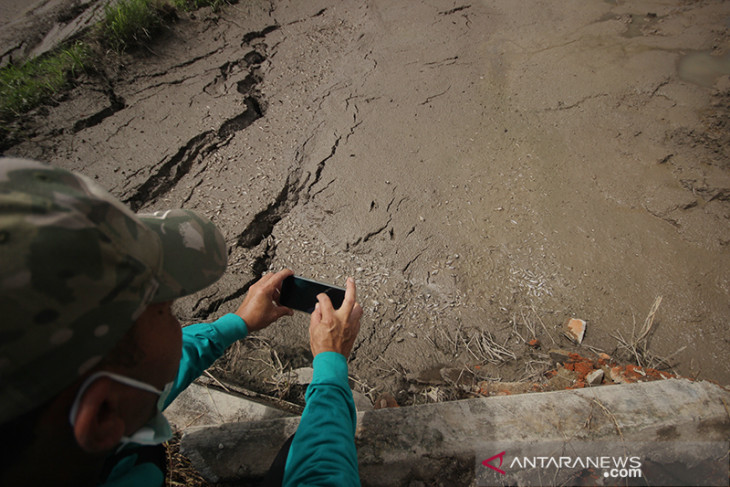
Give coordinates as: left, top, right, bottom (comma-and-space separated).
586, 368, 605, 386
178, 379, 730, 485
563, 318, 587, 344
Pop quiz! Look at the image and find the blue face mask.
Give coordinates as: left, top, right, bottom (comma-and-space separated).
69, 371, 174, 449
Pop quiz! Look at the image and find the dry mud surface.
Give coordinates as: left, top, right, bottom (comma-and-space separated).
3, 0, 730, 402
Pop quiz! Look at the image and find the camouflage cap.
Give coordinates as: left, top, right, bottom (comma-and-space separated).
0, 158, 227, 425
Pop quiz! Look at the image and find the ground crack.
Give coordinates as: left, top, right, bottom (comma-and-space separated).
73, 80, 126, 133
439, 5, 471, 15
236, 171, 302, 249
124, 131, 215, 211
125, 45, 270, 210
124, 95, 265, 211
193, 239, 277, 318
242, 25, 280, 45
349, 217, 393, 249
306, 135, 342, 197
218, 96, 264, 138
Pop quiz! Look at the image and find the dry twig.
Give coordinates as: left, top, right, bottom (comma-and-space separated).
612, 296, 683, 370
465, 330, 517, 364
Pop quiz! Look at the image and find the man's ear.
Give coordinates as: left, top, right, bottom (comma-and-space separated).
71, 378, 126, 453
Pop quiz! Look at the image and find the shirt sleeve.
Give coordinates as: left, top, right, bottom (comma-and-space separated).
283, 352, 360, 487
163, 313, 248, 408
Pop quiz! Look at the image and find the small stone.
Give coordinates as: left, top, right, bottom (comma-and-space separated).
564, 318, 586, 344
373, 392, 399, 409
610, 366, 629, 384
586, 369, 604, 386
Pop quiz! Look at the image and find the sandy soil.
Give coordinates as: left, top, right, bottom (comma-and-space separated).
3, 0, 729, 402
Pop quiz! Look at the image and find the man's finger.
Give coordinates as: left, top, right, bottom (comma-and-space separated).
274, 305, 294, 319
267, 268, 294, 290
338, 277, 356, 315
316, 292, 335, 319
350, 302, 363, 323
258, 272, 274, 286
272, 268, 294, 283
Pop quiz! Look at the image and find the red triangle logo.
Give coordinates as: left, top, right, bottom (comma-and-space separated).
482, 451, 506, 475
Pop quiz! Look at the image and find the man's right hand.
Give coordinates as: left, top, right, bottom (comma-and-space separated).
235, 269, 294, 332
309, 277, 363, 358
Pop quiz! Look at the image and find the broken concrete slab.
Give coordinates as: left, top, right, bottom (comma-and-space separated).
165, 382, 292, 431
181, 379, 730, 485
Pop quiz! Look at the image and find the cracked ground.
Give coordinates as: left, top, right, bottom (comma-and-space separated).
3, 0, 730, 401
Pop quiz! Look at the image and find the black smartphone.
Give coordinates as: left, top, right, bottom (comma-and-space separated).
280, 275, 346, 313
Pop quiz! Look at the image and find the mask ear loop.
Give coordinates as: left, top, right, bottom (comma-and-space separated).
69, 371, 164, 426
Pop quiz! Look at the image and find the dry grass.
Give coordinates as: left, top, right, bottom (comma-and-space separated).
510, 304, 556, 345
166, 434, 211, 487
433, 325, 516, 364
612, 296, 685, 370
520, 358, 552, 382
464, 330, 517, 364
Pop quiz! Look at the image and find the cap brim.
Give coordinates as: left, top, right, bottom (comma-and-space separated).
137, 209, 228, 302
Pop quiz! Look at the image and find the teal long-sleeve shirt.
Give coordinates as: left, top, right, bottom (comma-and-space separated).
100, 313, 360, 486
283, 352, 360, 487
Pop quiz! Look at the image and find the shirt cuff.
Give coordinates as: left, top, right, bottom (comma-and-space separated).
210, 313, 248, 348
311, 351, 349, 386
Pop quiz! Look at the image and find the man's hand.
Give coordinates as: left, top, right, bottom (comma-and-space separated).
235, 269, 294, 332
309, 277, 363, 358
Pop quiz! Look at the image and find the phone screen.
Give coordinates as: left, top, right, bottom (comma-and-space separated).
280, 275, 346, 313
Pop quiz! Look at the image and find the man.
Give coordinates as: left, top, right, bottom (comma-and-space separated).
0, 158, 362, 486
